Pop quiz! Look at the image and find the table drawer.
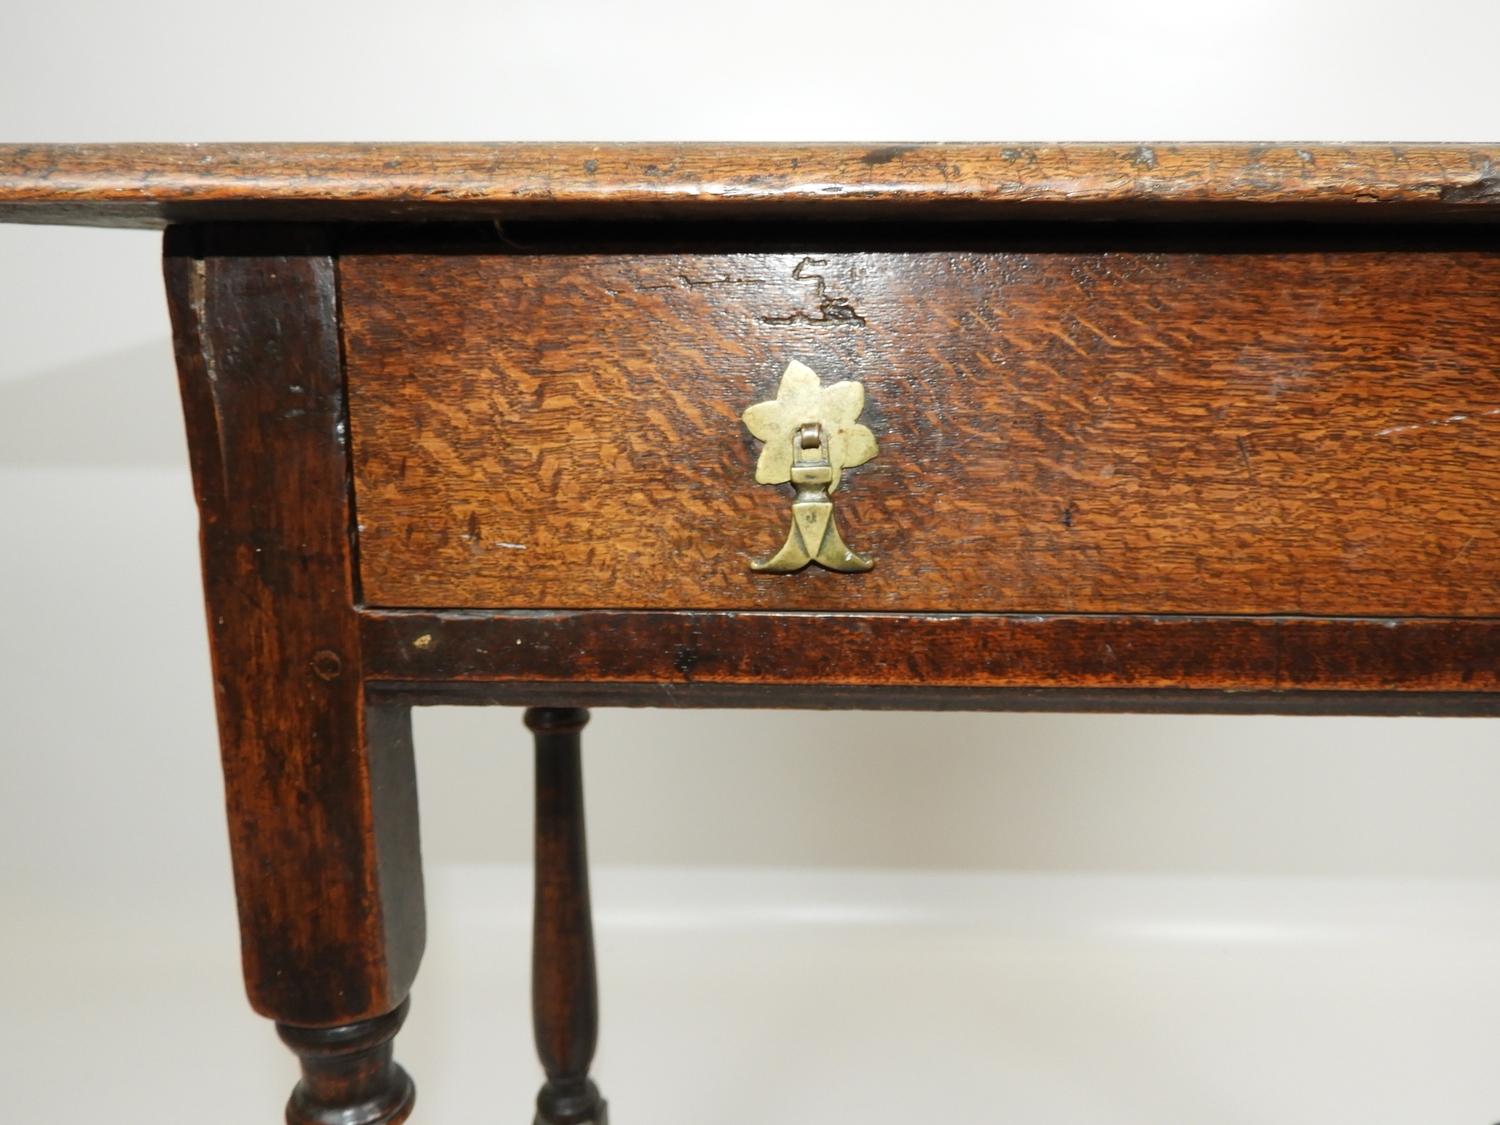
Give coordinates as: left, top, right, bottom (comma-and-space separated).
342, 232, 1500, 615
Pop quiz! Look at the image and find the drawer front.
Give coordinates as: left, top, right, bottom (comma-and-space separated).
342, 240, 1500, 615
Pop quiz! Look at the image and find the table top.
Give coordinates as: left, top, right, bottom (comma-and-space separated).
2, 142, 1500, 227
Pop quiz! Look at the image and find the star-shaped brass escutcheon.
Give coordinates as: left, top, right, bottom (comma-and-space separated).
741, 360, 878, 573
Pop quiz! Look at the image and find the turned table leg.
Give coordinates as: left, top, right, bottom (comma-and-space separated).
528, 707, 607, 1125
278, 999, 415, 1125
166, 226, 425, 1124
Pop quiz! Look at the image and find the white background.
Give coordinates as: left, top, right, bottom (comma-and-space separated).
3, 2, 1499, 1122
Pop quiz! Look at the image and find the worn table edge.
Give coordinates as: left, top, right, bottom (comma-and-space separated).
353, 609, 1500, 713
2, 142, 1500, 227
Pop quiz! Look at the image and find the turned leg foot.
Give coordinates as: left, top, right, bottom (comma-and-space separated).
528, 706, 607, 1125
537, 1076, 607, 1125
277, 999, 417, 1125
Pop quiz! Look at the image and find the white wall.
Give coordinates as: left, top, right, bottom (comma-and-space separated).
3, 0, 1499, 923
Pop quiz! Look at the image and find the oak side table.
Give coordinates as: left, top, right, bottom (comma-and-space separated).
4, 143, 1500, 1124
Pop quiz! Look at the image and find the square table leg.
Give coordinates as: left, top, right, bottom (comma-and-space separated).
166, 225, 425, 1124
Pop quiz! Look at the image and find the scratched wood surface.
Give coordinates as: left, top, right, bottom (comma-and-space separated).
343, 238, 1500, 615
5, 143, 1500, 226
358, 610, 1500, 703
165, 228, 425, 1033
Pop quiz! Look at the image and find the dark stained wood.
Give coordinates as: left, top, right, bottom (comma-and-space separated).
164, 226, 426, 1039
277, 999, 416, 1125
8, 137, 1500, 1123
7, 143, 1500, 227
528, 708, 607, 1125
343, 242, 1500, 617
359, 609, 1500, 701
373, 681, 1500, 717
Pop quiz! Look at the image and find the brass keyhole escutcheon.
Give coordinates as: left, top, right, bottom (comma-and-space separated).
741, 360, 878, 573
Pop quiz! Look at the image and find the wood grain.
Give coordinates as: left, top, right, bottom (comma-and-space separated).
343, 239, 1500, 616
6, 143, 1500, 227
165, 226, 425, 1027
369, 681, 1500, 717
359, 609, 1500, 703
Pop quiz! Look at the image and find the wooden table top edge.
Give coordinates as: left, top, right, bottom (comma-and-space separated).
2, 141, 1499, 227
